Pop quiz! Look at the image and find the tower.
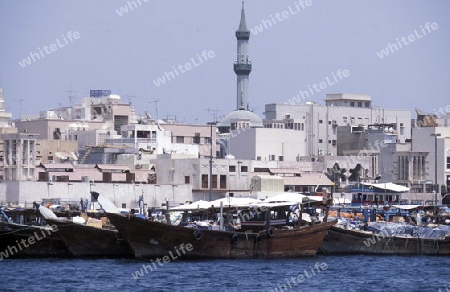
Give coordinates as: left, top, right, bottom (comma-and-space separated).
234, 1, 252, 111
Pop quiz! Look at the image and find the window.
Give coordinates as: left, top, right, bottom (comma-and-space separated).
220, 175, 227, 189
193, 136, 200, 144
332, 140, 337, 146
204, 137, 212, 144
241, 166, 248, 172
319, 139, 323, 143
319, 120, 323, 124
279, 156, 284, 161
365, 102, 370, 108
350, 102, 355, 107
201, 174, 208, 188
447, 157, 450, 169
176, 136, 184, 143
229, 165, 236, 172
184, 176, 190, 184
122, 203, 126, 208
357, 102, 362, 107
212, 175, 218, 188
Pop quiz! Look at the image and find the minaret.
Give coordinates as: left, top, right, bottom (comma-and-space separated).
234, 1, 252, 111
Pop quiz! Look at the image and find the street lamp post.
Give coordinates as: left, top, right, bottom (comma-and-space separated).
431, 133, 441, 215
207, 122, 216, 202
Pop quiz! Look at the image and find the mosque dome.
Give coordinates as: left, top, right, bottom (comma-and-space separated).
217, 110, 263, 133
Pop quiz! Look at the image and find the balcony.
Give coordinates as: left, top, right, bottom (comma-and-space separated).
234, 63, 252, 75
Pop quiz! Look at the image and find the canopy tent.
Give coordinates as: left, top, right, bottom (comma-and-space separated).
170, 193, 325, 211
359, 182, 410, 193
170, 200, 212, 211
391, 204, 423, 210
263, 192, 323, 204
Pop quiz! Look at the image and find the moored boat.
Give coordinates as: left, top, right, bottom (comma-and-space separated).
43, 218, 133, 257
106, 193, 336, 259
0, 208, 71, 258
34, 202, 133, 258
320, 221, 450, 255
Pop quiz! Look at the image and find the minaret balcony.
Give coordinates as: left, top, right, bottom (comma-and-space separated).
234, 63, 252, 75
236, 31, 250, 40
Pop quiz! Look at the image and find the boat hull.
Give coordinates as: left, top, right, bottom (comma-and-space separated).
0, 222, 71, 258
320, 225, 450, 255
45, 219, 133, 257
107, 213, 335, 259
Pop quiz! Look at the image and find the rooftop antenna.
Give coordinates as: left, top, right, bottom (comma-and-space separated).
204, 107, 222, 122
123, 94, 136, 105
66, 87, 77, 108
151, 99, 159, 120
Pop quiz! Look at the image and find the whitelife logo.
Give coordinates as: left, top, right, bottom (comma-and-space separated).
376, 22, 438, 59
250, 0, 313, 35
18, 31, 81, 68
115, 0, 150, 17
0, 225, 58, 260
131, 243, 193, 280
152, 50, 215, 87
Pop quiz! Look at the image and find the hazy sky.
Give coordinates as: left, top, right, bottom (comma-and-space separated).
0, 0, 448, 124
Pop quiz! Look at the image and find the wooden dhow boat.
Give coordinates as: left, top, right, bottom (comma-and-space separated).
0, 208, 71, 258
34, 202, 133, 258
105, 193, 336, 259
320, 220, 450, 255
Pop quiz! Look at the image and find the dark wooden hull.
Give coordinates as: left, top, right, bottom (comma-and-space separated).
45, 219, 133, 257
320, 226, 450, 255
0, 222, 71, 258
107, 213, 335, 259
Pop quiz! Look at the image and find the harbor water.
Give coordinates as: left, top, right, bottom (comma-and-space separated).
1, 255, 449, 291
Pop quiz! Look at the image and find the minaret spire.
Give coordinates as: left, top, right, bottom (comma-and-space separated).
238, 1, 247, 31
234, 2, 252, 111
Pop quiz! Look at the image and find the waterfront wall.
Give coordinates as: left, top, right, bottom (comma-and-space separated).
0, 181, 193, 209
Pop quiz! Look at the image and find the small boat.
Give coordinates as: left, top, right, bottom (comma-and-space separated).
320, 220, 450, 255
0, 208, 71, 258
106, 193, 336, 259
34, 202, 133, 258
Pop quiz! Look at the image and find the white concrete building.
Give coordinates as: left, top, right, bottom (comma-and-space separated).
263, 93, 412, 156
412, 126, 450, 195
227, 127, 306, 162
3, 133, 38, 181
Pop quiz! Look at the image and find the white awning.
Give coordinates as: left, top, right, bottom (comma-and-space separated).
360, 182, 410, 192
